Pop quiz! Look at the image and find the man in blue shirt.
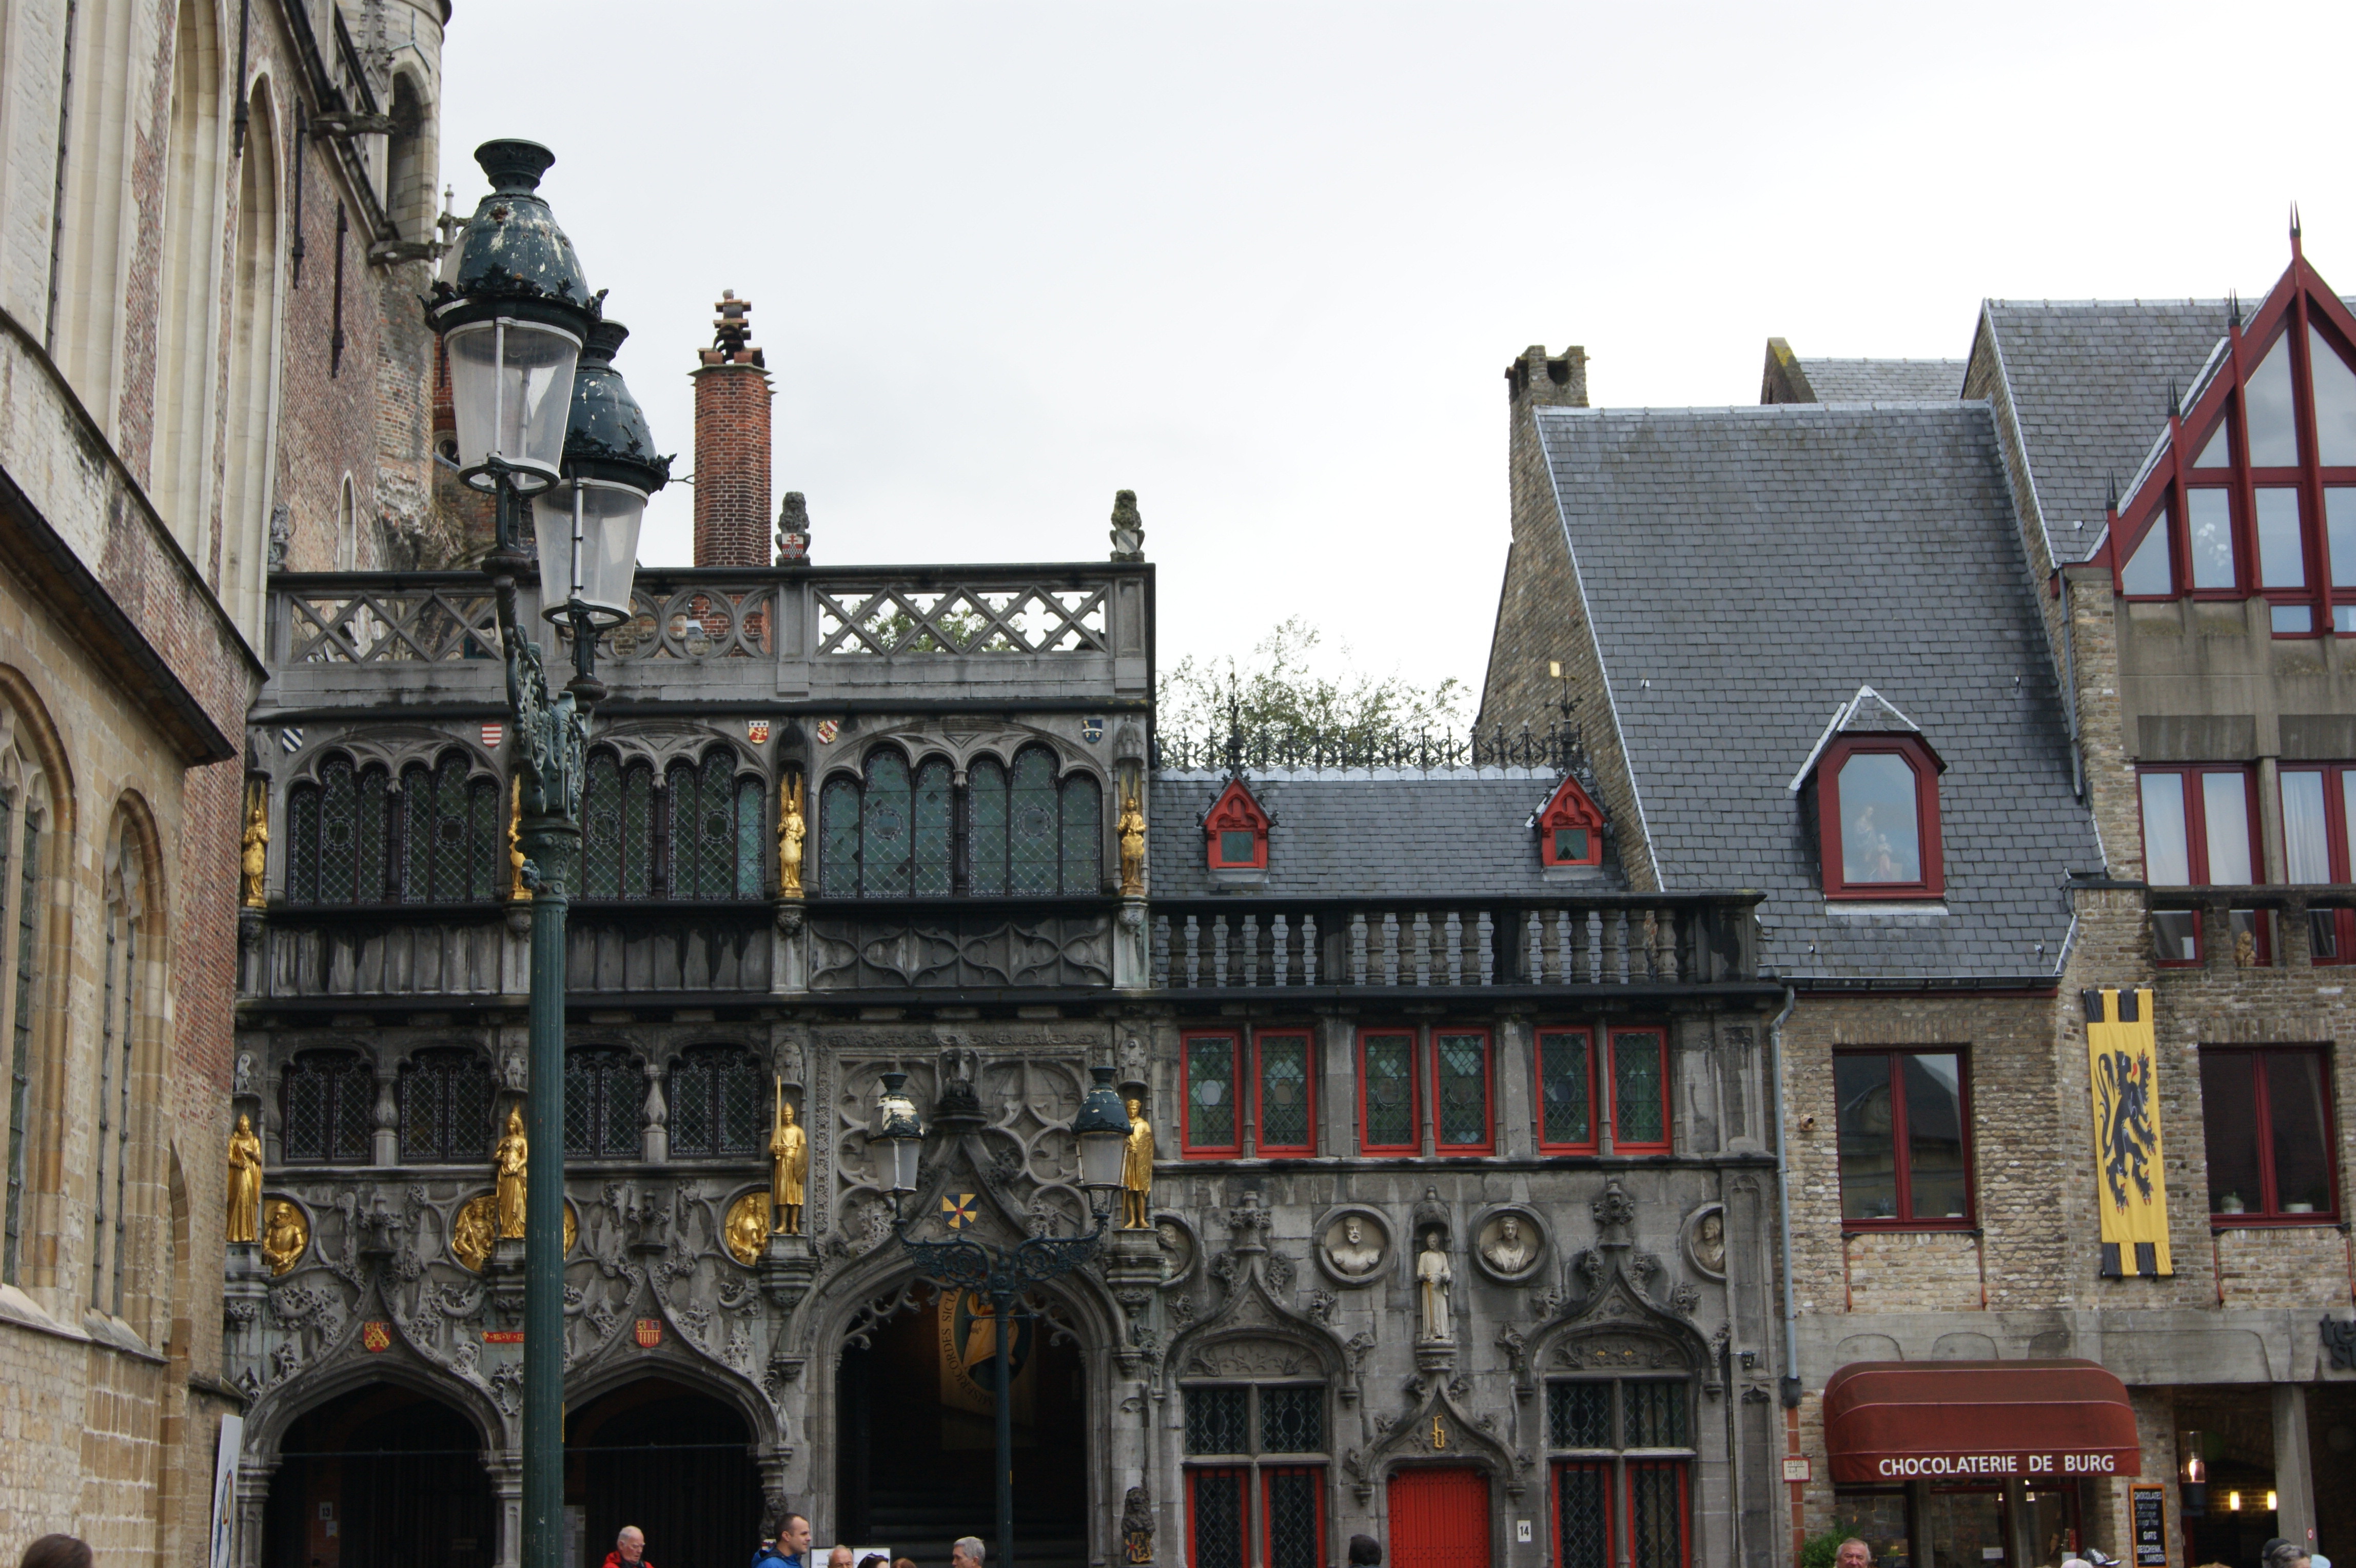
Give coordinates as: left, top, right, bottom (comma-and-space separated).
753, 1515, 809, 1568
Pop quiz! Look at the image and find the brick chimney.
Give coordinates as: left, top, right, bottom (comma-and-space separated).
692, 290, 773, 566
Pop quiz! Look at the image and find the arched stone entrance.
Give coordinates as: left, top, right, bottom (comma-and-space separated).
264, 1384, 496, 1568
566, 1378, 762, 1568
834, 1284, 1090, 1568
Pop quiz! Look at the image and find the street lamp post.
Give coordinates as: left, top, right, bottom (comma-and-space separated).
433, 138, 667, 1568
880, 1066, 1133, 1568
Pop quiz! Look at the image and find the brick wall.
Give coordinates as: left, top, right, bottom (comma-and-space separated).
692, 301, 773, 567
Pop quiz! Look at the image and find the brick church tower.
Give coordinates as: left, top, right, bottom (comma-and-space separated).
693, 290, 773, 565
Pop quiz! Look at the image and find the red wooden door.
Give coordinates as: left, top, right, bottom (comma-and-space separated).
1387, 1467, 1491, 1568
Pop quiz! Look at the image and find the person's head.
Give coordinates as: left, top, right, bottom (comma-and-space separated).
779, 1516, 811, 1558
1834, 1541, 1873, 1568
2060, 1558, 2092, 1568
2264, 1543, 2303, 1568
1347, 1536, 1381, 1567
951, 1538, 986, 1568
1344, 1220, 1362, 1244
615, 1528, 645, 1565
22, 1537, 93, 1568
857, 1556, 888, 1568
1500, 1218, 1520, 1242
827, 1549, 852, 1568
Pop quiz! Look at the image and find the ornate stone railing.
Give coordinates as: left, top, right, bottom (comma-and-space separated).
1147, 893, 1762, 991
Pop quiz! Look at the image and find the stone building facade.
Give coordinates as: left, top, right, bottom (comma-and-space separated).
1478, 240, 2356, 1564
0, 0, 445, 1563
216, 305, 1792, 1568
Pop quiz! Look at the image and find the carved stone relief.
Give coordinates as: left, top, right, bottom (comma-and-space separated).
1316, 1205, 1391, 1286
1469, 1205, 1547, 1284
1681, 1202, 1726, 1282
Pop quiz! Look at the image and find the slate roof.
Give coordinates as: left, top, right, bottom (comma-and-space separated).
1531, 401, 2102, 982
1147, 767, 1613, 899
1799, 358, 1966, 403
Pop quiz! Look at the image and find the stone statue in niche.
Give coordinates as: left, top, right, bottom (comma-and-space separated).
1325, 1217, 1384, 1278
1684, 1204, 1726, 1279
1416, 1229, 1454, 1340
1154, 1219, 1194, 1282
1479, 1213, 1537, 1275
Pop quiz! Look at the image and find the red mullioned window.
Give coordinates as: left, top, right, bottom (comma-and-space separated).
2278, 763, 2356, 963
1430, 1027, 1495, 1155
1181, 1030, 1243, 1157
1536, 1027, 1598, 1153
1607, 1029, 1672, 1154
2200, 1046, 2340, 1223
1815, 735, 1945, 900
2138, 765, 2266, 966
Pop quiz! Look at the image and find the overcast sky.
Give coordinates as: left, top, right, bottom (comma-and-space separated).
441, 1, 2355, 713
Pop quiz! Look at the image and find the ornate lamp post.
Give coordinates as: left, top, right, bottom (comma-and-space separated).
881, 1066, 1132, 1568
433, 138, 666, 1568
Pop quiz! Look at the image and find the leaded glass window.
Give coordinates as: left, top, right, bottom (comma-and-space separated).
1546, 1374, 1694, 1568
1627, 1463, 1686, 1568
736, 776, 765, 899
1187, 1470, 1246, 1568
1611, 1030, 1668, 1150
288, 756, 391, 905
669, 1046, 768, 1158
282, 1052, 373, 1163
860, 751, 913, 893
1434, 1030, 1490, 1150
1548, 1381, 1611, 1448
968, 746, 1101, 895
1359, 1031, 1416, 1150
1058, 770, 1101, 893
1556, 1465, 1612, 1568
1255, 1032, 1312, 1152
0, 793, 30, 1285
398, 1048, 493, 1162
820, 775, 861, 897
1184, 1032, 1238, 1152
1009, 747, 1057, 894
1182, 1383, 1328, 1568
1185, 1386, 1249, 1454
287, 783, 320, 904
318, 756, 358, 900
968, 757, 1007, 896
400, 754, 500, 903
1624, 1381, 1688, 1447
564, 1048, 641, 1158
581, 754, 656, 900
1539, 1028, 1594, 1149
1262, 1469, 1322, 1568
670, 750, 757, 900
912, 758, 953, 896
1259, 1386, 1323, 1452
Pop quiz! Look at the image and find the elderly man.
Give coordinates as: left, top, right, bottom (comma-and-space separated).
1834, 1541, 1872, 1568
826, 1549, 853, 1568
603, 1528, 650, 1568
952, 1539, 987, 1568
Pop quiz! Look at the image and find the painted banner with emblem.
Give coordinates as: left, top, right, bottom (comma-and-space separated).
2083, 987, 2171, 1277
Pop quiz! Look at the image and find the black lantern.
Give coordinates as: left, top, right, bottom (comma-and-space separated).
876, 1072, 925, 1195
535, 319, 669, 625
1071, 1065, 1131, 1193
432, 140, 599, 495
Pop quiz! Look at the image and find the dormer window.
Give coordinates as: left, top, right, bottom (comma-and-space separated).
1536, 774, 1605, 868
1793, 687, 1946, 901
1204, 777, 1270, 871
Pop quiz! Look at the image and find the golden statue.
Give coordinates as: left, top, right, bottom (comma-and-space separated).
769, 1078, 807, 1234
507, 775, 529, 901
722, 1190, 771, 1265
226, 1114, 263, 1242
494, 1106, 528, 1239
451, 1194, 498, 1271
239, 785, 268, 908
777, 774, 806, 897
1117, 793, 1146, 896
260, 1199, 308, 1276
1120, 1097, 1153, 1229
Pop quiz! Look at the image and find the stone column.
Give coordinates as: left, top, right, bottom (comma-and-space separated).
1495, 1014, 1534, 1158
1319, 1016, 1356, 1158
485, 1446, 523, 1568
2272, 1383, 2316, 1553
640, 1061, 669, 1163
372, 1065, 400, 1165
232, 1456, 277, 1568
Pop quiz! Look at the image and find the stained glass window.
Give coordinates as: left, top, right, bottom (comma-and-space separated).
1539, 1029, 1594, 1149
1549, 1382, 1611, 1448
1434, 1031, 1489, 1149
1185, 1032, 1238, 1151
318, 756, 357, 901
1627, 1463, 1686, 1568
1009, 747, 1058, 895
282, 1052, 373, 1163
288, 757, 392, 904
1059, 770, 1101, 893
1611, 1031, 1667, 1149
1359, 1032, 1416, 1150
736, 776, 767, 899
670, 1046, 769, 1158
968, 758, 1007, 895
861, 751, 913, 895
564, 1047, 641, 1159
398, 1048, 493, 1162
582, 753, 624, 899
1547, 1379, 1693, 1568
287, 783, 320, 904
913, 759, 953, 896
1256, 1033, 1311, 1152
1183, 1385, 1328, 1568
819, 776, 861, 896
1624, 1382, 1687, 1447
827, 747, 1102, 898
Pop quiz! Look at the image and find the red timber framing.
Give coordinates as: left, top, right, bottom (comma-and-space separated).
2108, 231, 2356, 637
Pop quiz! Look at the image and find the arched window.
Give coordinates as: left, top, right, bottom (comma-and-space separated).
970, 747, 1100, 895
220, 82, 284, 640
0, 701, 55, 1286
400, 752, 501, 904
286, 754, 392, 904
666, 749, 763, 899
281, 1051, 372, 1164
398, 1049, 493, 1163
564, 1047, 641, 1159
90, 819, 145, 1314
820, 746, 1103, 897
335, 475, 358, 571
152, 0, 225, 543
824, 750, 953, 898
667, 1046, 768, 1159
580, 752, 656, 900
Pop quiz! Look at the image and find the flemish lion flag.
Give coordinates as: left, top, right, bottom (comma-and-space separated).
2084, 987, 2171, 1277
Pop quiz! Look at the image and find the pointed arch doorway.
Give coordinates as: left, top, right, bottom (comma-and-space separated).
264, 1384, 495, 1568
566, 1378, 762, 1568
835, 1285, 1088, 1568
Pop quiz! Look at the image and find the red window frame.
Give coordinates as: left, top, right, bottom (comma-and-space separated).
1832, 1048, 1976, 1231
1538, 775, 1606, 868
2199, 1046, 2341, 1224
1259, 1465, 1326, 1568
2138, 765, 2269, 967
1186, 1466, 1250, 1568
1622, 1462, 1692, 1568
1815, 734, 1944, 900
1251, 1029, 1317, 1157
1428, 1026, 1496, 1156
1535, 1027, 1599, 1153
1357, 1027, 1421, 1155
2277, 763, 2356, 964
1551, 1461, 1615, 1568
1607, 1028, 1672, 1154
1180, 1029, 1244, 1158
1205, 777, 1270, 870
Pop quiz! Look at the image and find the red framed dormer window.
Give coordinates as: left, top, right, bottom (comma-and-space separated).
1357, 1028, 1419, 1154
1252, 1029, 1316, 1155
1538, 774, 1606, 867
1182, 1029, 1243, 1157
1815, 735, 1944, 900
1205, 777, 1270, 870
1430, 1027, 1495, 1155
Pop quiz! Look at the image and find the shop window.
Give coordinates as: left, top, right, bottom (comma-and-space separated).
667, 749, 765, 899
667, 1046, 768, 1159
564, 1047, 641, 1159
1814, 736, 1943, 899
1537, 774, 1606, 868
1358, 1029, 1419, 1153
2200, 1046, 2338, 1222
1183, 1382, 1327, 1568
1537, 1028, 1670, 1153
1832, 1050, 1972, 1228
1183, 1031, 1242, 1156
579, 752, 656, 899
397, 1049, 492, 1163
1431, 1028, 1494, 1154
1829, 1491, 1911, 1568
281, 1051, 373, 1164
1203, 776, 1270, 871
2139, 765, 2266, 965
2278, 763, 2356, 961
1546, 1377, 1694, 1568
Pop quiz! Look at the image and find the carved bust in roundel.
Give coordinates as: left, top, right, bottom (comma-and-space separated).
1323, 1215, 1386, 1278
1479, 1213, 1539, 1276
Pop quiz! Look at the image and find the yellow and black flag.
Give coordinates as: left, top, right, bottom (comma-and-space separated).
2083, 987, 2171, 1277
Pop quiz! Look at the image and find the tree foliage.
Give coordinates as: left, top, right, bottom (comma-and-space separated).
1156, 617, 1471, 746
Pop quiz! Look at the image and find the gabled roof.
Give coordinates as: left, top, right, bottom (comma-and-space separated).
1787, 685, 1937, 792
1799, 358, 1967, 403
1529, 401, 2099, 982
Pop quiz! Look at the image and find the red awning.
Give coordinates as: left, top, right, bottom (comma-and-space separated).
1822, 1360, 2141, 1485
